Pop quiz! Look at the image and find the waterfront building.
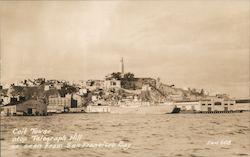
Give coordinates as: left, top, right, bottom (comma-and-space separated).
47, 95, 71, 113
200, 98, 236, 112
47, 94, 83, 113
1, 99, 47, 116
174, 98, 237, 113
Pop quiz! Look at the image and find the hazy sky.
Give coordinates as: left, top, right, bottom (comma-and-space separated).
0, 1, 249, 98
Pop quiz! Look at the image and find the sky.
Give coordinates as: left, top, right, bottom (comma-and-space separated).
0, 0, 249, 98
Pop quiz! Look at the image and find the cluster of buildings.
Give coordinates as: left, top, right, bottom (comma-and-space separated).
0, 59, 249, 116
0, 74, 157, 115
1, 74, 248, 116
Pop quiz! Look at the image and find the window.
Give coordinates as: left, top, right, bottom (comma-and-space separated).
224, 103, 228, 106
230, 104, 234, 106
202, 104, 206, 106
214, 102, 222, 105
208, 104, 211, 106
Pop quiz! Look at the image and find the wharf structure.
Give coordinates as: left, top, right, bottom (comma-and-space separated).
173, 98, 249, 113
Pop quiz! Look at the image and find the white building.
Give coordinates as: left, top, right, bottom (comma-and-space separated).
174, 98, 237, 112
44, 85, 50, 91
142, 84, 151, 91
104, 79, 121, 89
2, 96, 11, 105
200, 98, 236, 112
174, 101, 200, 111
79, 88, 88, 95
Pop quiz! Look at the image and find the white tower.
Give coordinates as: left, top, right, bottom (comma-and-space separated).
121, 57, 124, 74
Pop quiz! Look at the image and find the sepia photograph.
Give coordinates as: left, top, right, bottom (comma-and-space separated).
0, 0, 249, 157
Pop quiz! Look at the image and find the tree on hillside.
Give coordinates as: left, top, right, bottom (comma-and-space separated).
60, 85, 77, 96
110, 72, 122, 80
123, 72, 135, 81
200, 89, 205, 96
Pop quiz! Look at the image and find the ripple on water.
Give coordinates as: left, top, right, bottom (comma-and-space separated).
121, 150, 130, 154
192, 148, 203, 152
236, 129, 247, 134
234, 153, 249, 156
111, 124, 122, 127
189, 154, 204, 157
86, 127, 98, 130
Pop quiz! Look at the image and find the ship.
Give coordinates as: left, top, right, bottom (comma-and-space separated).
109, 104, 176, 114
85, 101, 176, 114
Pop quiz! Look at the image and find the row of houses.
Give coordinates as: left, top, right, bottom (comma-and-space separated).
81, 77, 157, 91
80, 79, 121, 91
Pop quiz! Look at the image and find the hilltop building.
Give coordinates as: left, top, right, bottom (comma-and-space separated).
104, 79, 121, 89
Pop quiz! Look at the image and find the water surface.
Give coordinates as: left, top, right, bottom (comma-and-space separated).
1, 113, 249, 157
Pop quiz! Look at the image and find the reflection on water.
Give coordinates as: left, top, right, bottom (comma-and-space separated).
1, 113, 250, 157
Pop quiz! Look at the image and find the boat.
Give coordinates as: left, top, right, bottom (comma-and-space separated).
81, 100, 176, 114
109, 102, 175, 114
